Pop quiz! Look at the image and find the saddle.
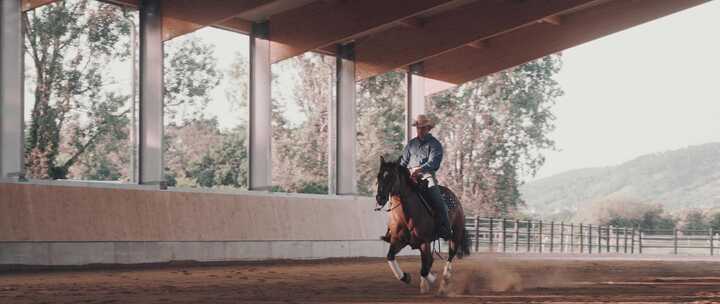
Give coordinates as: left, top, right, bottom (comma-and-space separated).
413, 179, 457, 211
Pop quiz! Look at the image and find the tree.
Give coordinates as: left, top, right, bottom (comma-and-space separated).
270, 53, 333, 193
24, 0, 222, 181
356, 71, 406, 195
24, 0, 132, 179
577, 198, 676, 230
429, 55, 563, 216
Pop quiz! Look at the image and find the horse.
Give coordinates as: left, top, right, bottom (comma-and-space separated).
375, 156, 470, 294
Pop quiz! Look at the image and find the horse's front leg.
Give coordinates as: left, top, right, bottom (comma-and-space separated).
419, 242, 436, 294
437, 255, 455, 295
387, 242, 411, 284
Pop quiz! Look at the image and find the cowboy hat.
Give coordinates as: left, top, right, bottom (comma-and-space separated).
411, 114, 435, 128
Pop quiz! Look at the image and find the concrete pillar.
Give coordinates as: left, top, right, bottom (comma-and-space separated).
249, 21, 272, 191
138, 0, 164, 186
329, 43, 357, 195
0, 0, 24, 179
405, 62, 426, 143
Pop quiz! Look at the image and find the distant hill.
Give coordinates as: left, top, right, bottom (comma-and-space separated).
520, 143, 720, 219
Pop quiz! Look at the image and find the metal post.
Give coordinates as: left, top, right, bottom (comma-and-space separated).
331, 43, 357, 195
538, 220, 543, 253
489, 217, 494, 252
550, 221, 555, 253
139, 0, 165, 187
624, 227, 628, 254
606, 225, 610, 253
526, 220, 532, 252
405, 63, 425, 143
560, 222, 565, 253
710, 227, 714, 256
502, 218, 507, 253
474, 216, 480, 252
514, 219, 519, 252
579, 224, 584, 253
588, 224, 593, 254
673, 228, 678, 255
0, 0, 24, 179
249, 21, 272, 191
615, 226, 619, 253
638, 230, 643, 254
598, 225, 602, 253
570, 224, 575, 253
631, 228, 636, 254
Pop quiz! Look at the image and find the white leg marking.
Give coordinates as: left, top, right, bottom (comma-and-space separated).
443, 261, 453, 278
388, 260, 404, 280
438, 262, 453, 296
425, 272, 437, 284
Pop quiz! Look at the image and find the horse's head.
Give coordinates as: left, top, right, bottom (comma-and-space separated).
375, 156, 409, 207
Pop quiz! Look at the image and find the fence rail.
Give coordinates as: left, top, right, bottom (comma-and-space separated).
463, 216, 720, 256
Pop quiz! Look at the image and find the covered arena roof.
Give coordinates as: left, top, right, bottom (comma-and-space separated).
21, 0, 709, 92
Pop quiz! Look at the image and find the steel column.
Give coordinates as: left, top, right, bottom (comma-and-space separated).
330, 43, 357, 195
405, 63, 425, 143
0, 0, 23, 179
249, 21, 272, 191
138, 0, 164, 186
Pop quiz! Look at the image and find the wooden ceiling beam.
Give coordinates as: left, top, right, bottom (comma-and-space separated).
396, 16, 425, 29
422, 0, 709, 85
355, 0, 598, 80
161, 0, 277, 41
21, 0, 58, 11
268, 0, 459, 63
541, 15, 563, 25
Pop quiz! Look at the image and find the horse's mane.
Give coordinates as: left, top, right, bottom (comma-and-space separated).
388, 161, 426, 192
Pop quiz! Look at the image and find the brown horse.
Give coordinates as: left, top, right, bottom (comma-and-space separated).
375, 156, 470, 294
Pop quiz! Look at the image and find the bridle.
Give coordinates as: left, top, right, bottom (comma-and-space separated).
376, 164, 400, 211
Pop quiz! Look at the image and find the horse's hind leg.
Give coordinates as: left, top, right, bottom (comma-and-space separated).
419, 242, 436, 293
387, 242, 411, 284
438, 224, 462, 295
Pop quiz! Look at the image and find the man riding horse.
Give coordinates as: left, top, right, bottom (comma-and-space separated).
399, 114, 451, 240
375, 113, 469, 294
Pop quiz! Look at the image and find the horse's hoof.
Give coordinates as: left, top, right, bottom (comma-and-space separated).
437, 280, 448, 296
420, 281, 430, 294
420, 275, 434, 293
401, 272, 411, 284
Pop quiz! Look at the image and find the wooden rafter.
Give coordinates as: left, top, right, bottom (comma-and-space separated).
354, 0, 598, 80
268, 0, 459, 63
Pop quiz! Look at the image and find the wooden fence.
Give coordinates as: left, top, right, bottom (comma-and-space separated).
464, 217, 720, 256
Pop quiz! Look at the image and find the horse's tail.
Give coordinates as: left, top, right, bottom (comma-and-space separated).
457, 226, 471, 258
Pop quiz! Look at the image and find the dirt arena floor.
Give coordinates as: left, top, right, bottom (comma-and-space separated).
3, 254, 720, 303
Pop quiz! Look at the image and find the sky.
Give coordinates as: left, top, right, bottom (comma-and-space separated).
531, 0, 720, 180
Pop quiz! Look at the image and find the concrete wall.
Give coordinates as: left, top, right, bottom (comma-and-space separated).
0, 181, 408, 266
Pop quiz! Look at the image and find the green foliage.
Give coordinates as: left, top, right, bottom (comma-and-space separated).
356, 71, 406, 195
23, 0, 134, 180
24, 0, 223, 182
430, 54, 563, 216
186, 127, 248, 188
577, 198, 677, 231
270, 53, 333, 194
709, 213, 720, 231
164, 36, 222, 124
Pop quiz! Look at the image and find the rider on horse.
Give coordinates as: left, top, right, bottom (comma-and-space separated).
400, 114, 451, 240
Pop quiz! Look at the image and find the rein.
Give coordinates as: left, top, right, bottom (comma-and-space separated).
384, 199, 402, 212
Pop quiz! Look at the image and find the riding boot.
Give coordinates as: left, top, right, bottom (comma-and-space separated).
427, 185, 452, 240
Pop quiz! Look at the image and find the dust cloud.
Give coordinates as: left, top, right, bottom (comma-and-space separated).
444, 257, 574, 295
